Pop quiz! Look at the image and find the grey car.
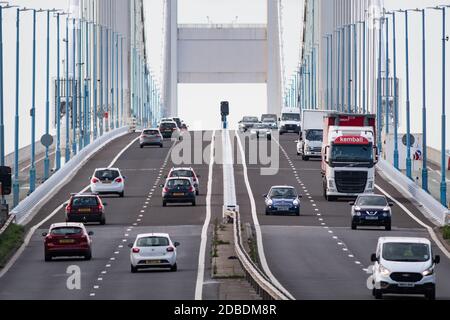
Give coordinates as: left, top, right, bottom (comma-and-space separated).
140, 129, 163, 148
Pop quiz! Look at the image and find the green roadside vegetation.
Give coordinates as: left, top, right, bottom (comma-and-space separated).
0, 223, 25, 268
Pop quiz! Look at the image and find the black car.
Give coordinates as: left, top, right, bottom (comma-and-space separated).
65, 194, 107, 225
159, 122, 178, 138
161, 177, 196, 207
350, 194, 394, 230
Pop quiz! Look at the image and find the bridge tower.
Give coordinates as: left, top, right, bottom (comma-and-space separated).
162, 0, 284, 117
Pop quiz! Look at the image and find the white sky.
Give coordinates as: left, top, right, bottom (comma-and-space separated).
144, 0, 302, 130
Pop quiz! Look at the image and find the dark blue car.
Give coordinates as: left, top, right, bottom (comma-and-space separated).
264, 186, 301, 216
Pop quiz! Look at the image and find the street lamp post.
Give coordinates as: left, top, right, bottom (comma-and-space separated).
353, 23, 358, 113
93, 22, 98, 140
420, 9, 428, 192
99, 25, 103, 136
398, 10, 413, 179
72, 18, 77, 156
377, 17, 383, 155
385, 16, 390, 135
336, 29, 341, 112
65, 16, 70, 164
115, 33, 119, 128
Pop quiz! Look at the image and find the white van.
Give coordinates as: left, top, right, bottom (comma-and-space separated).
370, 237, 440, 300
278, 107, 301, 135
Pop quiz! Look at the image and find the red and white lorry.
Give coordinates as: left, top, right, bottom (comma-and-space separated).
321, 113, 378, 201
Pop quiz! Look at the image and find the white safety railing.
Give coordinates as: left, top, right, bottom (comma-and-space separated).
377, 159, 450, 226
12, 126, 129, 226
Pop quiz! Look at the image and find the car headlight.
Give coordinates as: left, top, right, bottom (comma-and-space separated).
328, 179, 335, 189
305, 146, 311, 152
379, 264, 391, 276
422, 267, 434, 276
293, 199, 300, 206
355, 211, 362, 216
383, 206, 390, 212
267, 200, 273, 206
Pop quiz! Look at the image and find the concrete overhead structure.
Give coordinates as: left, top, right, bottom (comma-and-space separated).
162, 0, 284, 117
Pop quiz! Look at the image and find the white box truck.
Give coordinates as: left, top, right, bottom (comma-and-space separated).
296, 110, 332, 161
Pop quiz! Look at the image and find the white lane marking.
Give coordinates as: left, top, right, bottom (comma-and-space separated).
194, 130, 216, 301
235, 131, 295, 300
0, 136, 140, 279
0, 137, 139, 278
375, 184, 450, 259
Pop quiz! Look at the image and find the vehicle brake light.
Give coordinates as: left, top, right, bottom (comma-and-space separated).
188, 186, 194, 193
91, 178, 100, 184
132, 248, 140, 253
163, 187, 169, 193
97, 204, 103, 212
65, 205, 72, 213
166, 247, 175, 252
115, 178, 123, 183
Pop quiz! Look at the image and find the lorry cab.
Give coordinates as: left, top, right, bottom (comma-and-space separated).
322, 114, 378, 201
279, 108, 301, 135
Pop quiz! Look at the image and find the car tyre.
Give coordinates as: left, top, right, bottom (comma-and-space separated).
426, 288, 436, 300
131, 265, 138, 273
192, 201, 196, 206
140, 145, 144, 149
373, 289, 383, 300
84, 251, 92, 261
163, 201, 167, 207
170, 263, 178, 272
44, 253, 52, 262
160, 144, 164, 148
196, 190, 199, 196
351, 222, 357, 230
119, 191, 125, 198
385, 223, 391, 231
100, 217, 106, 225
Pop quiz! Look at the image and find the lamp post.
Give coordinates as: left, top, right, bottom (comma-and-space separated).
120, 36, 123, 126
385, 15, 390, 135
347, 24, 351, 113
115, 33, 119, 128
29, 8, 45, 193
353, 23, 358, 113
336, 29, 341, 111
386, 12, 399, 170
99, 25, 103, 136
357, 20, 366, 114
64, 15, 70, 164
13, 7, 33, 207
93, 22, 98, 140
72, 18, 77, 156
376, 16, 383, 155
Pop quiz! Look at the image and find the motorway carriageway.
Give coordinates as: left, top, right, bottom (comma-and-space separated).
234, 132, 450, 300
0, 131, 224, 300
1, 130, 450, 300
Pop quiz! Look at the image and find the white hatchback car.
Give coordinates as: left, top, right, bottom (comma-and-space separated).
370, 237, 440, 300
90, 168, 125, 197
167, 167, 201, 195
129, 233, 180, 273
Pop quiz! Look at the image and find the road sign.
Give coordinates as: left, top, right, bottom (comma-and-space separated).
40, 134, 54, 148
402, 134, 416, 147
414, 150, 422, 161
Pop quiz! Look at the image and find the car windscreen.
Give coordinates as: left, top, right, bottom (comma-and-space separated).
331, 144, 373, 163
167, 179, 191, 188
170, 170, 194, 178
305, 129, 323, 141
51, 227, 83, 236
282, 113, 300, 121
382, 243, 430, 262
143, 130, 159, 135
254, 124, 268, 129
243, 117, 258, 123
137, 237, 170, 247
269, 188, 297, 198
72, 197, 99, 207
357, 196, 387, 207
95, 169, 120, 181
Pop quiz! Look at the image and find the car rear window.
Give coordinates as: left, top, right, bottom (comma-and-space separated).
72, 197, 99, 207
137, 237, 169, 247
95, 169, 120, 181
143, 130, 159, 135
167, 179, 191, 187
160, 123, 176, 129
170, 170, 194, 178
51, 227, 83, 236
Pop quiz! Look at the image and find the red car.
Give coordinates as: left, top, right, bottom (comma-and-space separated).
65, 193, 107, 225
43, 223, 94, 261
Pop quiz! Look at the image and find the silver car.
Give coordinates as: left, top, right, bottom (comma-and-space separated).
250, 123, 272, 140
140, 129, 163, 148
